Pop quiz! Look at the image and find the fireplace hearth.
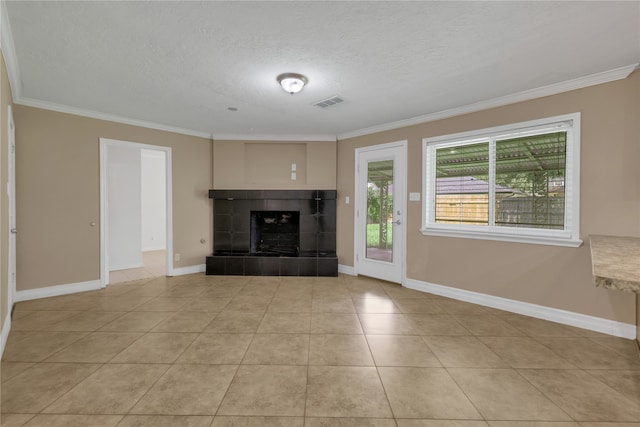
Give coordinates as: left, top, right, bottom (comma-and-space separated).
206, 190, 338, 276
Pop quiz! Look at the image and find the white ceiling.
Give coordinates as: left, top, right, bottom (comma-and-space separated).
4, 1, 640, 140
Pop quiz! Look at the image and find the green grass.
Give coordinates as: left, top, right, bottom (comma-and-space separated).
366, 223, 393, 248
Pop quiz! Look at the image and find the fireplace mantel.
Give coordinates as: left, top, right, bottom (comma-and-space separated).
206, 189, 338, 276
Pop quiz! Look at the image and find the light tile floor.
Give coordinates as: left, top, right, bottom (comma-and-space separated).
109, 251, 166, 285
2, 273, 640, 427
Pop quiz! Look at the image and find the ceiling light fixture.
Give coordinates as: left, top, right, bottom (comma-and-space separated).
277, 73, 308, 95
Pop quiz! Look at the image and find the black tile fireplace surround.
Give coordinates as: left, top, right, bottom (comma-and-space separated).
206, 190, 338, 276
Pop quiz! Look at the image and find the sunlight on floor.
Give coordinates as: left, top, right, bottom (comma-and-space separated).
109, 250, 166, 284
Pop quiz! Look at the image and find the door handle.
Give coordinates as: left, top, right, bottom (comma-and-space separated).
393, 220, 401, 225
10, 228, 17, 234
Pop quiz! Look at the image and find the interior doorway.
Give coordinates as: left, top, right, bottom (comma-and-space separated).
109, 148, 167, 283
109, 250, 166, 284
7, 106, 16, 313
99, 138, 173, 285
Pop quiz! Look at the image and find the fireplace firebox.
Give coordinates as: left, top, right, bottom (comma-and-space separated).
206, 190, 338, 276
250, 211, 300, 256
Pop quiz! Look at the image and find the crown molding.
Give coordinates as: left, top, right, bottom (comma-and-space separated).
1, 0, 22, 100
337, 64, 639, 140
13, 94, 337, 142
1, 4, 636, 145
15, 96, 212, 139
211, 133, 336, 142
1, 3, 212, 140
7, 62, 639, 143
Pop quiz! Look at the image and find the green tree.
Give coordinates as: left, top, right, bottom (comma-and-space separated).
367, 186, 380, 223
367, 185, 393, 223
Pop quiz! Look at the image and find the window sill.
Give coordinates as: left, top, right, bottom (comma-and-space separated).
420, 227, 583, 247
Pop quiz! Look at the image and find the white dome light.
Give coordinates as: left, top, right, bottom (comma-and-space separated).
277, 73, 308, 95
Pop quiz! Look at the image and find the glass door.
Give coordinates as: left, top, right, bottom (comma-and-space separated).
356, 142, 406, 283
366, 160, 394, 263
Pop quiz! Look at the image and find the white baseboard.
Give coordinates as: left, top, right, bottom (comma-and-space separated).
109, 262, 145, 271
171, 264, 206, 276
404, 278, 637, 340
142, 246, 166, 252
14, 279, 105, 303
338, 264, 356, 276
1, 312, 11, 359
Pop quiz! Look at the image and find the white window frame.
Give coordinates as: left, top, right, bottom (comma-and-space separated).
422, 113, 582, 247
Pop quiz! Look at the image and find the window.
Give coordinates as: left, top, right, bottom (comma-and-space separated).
422, 113, 581, 247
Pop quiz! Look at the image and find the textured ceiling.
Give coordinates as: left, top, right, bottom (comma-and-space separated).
4, 1, 640, 140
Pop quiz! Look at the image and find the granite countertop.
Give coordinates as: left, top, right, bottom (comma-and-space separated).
590, 235, 640, 293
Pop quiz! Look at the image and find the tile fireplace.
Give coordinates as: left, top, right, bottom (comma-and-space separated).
206, 190, 338, 276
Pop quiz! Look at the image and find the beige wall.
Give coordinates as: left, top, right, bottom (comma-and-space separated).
14, 106, 212, 291
214, 140, 336, 190
5, 66, 639, 329
338, 71, 640, 324
1, 53, 13, 334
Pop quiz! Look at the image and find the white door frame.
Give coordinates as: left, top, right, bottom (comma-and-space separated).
7, 105, 15, 311
99, 138, 173, 285
354, 140, 407, 284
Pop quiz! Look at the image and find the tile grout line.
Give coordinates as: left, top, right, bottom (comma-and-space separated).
511, 367, 579, 423
214, 280, 261, 418
303, 277, 312, 421
441, 365, 491, 423
6, 273, 640, 424
120, 362, 173, 417
34, 361, 109, 417
356, 306, 397, 422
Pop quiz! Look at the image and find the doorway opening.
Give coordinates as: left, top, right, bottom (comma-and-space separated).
7, 106, 16, 317
100, 139, 173, 285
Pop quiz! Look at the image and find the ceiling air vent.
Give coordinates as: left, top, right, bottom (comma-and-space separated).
313, 95, 345, 108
